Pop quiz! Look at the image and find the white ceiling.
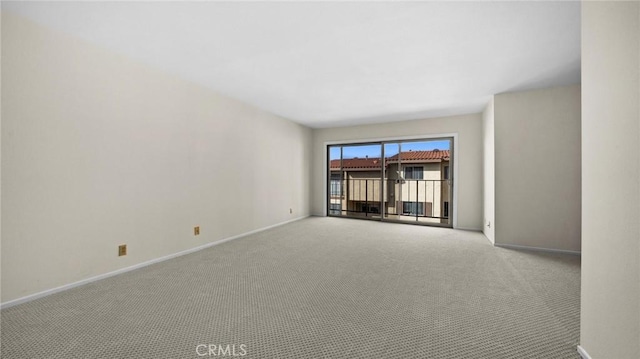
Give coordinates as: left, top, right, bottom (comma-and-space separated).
3, 1, 581, 128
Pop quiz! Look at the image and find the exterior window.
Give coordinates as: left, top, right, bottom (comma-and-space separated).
330, 173, 341, 196
443, 166, 449, 180
443, 201, 449, 218
403, 202, 424, 215
329, 203, 341, 215
405, 166, 423, 180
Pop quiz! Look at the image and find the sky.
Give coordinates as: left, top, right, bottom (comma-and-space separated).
329, 140, 450, 160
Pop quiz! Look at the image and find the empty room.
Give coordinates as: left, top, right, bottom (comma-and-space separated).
1, 1, 638, 359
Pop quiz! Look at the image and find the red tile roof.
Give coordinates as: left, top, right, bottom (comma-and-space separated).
331, 157, 382, 169
388, 150, 450, 162
330, 150, 449, 170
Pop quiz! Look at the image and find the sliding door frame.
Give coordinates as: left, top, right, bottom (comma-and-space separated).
325, 133, 457, 228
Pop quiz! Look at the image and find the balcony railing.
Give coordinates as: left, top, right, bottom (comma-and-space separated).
329, 178, 451, 223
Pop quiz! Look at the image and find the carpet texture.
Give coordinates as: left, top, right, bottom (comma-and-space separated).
1, 217, 580, 358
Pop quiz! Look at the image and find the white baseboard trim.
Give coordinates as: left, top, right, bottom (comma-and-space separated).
453, 226, 482, 232
482, 233, 495, 245
1, 216, 309, 310
577, 345, 592, 359
495, 242, 581, 255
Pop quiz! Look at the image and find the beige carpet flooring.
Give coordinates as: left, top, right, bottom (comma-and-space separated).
1, 217, 580, 358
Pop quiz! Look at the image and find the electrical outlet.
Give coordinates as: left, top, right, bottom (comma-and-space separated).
118, 244, 127, 256
194, 226, 200, 236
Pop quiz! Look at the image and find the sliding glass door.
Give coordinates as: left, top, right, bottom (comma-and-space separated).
383, 139, 452, 225
328, 143, 382, 219
328, 138, 453, 227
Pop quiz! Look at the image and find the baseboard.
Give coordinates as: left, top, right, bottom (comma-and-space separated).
495, 242, 581, 256
454, 226, 482, 231
1, 216, 309, 309
577, 345, 592, 359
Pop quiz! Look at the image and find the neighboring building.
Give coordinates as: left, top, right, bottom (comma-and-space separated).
329, 150, 451, 225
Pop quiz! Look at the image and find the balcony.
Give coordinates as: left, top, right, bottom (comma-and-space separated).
329, 178, 451, 225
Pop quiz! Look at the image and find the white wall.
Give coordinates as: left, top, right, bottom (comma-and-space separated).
1, 13, 312, 303
581, 2, 640, 358
493, 85, 581, 252
482, 98, 495, 244
312, 114, 483, 230
0, 10, 3, 306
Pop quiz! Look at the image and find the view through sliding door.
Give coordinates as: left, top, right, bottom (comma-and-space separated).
328, 138, 453, 227
328, 143, 382, 219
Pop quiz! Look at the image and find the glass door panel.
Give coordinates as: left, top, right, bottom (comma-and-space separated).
388, 139, 452, 226
328, 143, 382, 219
